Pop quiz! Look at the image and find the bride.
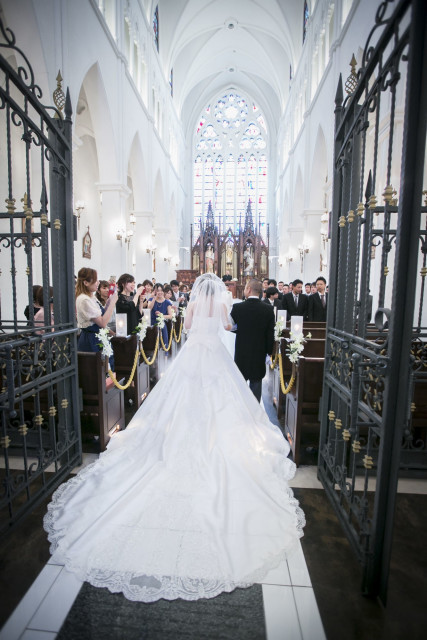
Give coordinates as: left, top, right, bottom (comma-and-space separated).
44, 273, 305, 602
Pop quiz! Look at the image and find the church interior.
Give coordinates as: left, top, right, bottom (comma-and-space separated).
0, 0, 426, 638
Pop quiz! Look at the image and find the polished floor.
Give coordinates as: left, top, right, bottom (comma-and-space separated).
1, 379, 427, 639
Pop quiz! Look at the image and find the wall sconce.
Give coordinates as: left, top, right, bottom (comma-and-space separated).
298, 244, 309, 272
116, 228, 134, 245
321, 211, 329, 248
163, 255, 172, 263
286, 254, 294, 264
129, 212, 136, 227
75, 200, 85, 230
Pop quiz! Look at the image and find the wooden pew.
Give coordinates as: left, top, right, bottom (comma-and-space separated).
284, 355, 325, 466
272, 337, 325, 419
77, 351, 125, 451
111, 334, 150, 409
141, 326, 168, 389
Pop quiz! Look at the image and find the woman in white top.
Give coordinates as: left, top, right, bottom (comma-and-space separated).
76, 267, 118, 365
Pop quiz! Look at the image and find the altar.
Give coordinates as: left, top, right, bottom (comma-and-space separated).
190, 200, 269, 296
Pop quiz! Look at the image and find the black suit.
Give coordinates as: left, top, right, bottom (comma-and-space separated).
262, 298, 283, 311
222, 274, 232, 282
282, 292, 309, 319
230, 298, 275, 401
307, 292, 327, 321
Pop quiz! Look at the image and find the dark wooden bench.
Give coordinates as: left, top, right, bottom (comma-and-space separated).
272, 337, 325, 419
141, 326, 169, 389
111, 334, 150, 409
284, 356, 325, 466
77, 351, 125, 451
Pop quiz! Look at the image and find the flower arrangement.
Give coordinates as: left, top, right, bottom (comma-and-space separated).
286, 331, 312, 364
133, 316, 148, 342
170, 308, 177, 323
179, 306, 186, 318
156, 312, 165, 329
274, 316, 286, 342
96, 327, 113, 358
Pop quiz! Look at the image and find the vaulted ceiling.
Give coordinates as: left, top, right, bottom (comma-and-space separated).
145, 0, 308, 140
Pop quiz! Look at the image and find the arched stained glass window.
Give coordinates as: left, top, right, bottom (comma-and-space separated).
193, 91, 268, 237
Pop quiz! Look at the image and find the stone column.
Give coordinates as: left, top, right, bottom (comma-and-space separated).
152, 226, 170, 283
130, 211, 154, 280
96, 183, 131, 280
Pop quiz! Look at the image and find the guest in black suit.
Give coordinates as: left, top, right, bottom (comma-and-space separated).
230, 279, 275, 402
268, 279, 283, 301
282, 279, 309, 319
222, 271, 232, 282
263, 286, 283, 311
307, 276, 328, 321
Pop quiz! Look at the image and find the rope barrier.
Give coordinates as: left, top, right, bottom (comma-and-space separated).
159, 325, 174, 351
140, 331, 160, 365
278, 353, 296, 395
107, 346, 139, 389
173, 319, 183, 343
270, 350, 279, 370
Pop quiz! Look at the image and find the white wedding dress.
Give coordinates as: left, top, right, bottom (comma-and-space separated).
44, 298, 305, 603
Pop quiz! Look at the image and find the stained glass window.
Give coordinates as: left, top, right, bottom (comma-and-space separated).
303, 2, 309, 43
153, 5, 159, 52
193, 91, 268, 236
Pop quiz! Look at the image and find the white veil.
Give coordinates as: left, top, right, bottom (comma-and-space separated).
185, 273, 230, 332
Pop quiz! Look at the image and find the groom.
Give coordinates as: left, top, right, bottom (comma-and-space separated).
230, 279, 275, 402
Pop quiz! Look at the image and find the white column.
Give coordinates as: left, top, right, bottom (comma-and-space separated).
153, 226, 170, 284
96, 183, 131, 280
130, 211, 154, 280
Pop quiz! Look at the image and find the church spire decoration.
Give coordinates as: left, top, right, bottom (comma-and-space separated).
205, 200, 215, 230
244, 199, 254, 232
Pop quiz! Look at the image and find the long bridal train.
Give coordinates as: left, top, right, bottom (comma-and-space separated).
44, 310, 305, 603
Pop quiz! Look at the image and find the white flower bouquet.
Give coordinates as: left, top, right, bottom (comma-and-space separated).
286, 331, 312, 363
96, 327, 113, 358
156, 312, 165, 329
133, 316, 148, 342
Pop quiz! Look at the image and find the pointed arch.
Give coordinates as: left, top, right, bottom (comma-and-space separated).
127, 133, 148, 211
77, 62, 118, 183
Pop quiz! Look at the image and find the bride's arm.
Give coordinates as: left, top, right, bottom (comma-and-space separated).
222, 303, 232, 331
184, 302, 194, 330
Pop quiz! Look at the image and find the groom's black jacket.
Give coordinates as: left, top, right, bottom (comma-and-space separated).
230, 298, 275, 381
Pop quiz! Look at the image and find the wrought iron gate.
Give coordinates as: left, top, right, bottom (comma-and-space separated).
318, 0, 427, 603
0, 20, 81, 536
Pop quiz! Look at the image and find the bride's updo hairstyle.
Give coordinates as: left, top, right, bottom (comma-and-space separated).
188, 273, 228, 325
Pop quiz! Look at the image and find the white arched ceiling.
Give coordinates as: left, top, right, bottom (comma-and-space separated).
151, 0, 303, 136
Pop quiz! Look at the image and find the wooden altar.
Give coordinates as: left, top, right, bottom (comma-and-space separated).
190, 200, 269, 296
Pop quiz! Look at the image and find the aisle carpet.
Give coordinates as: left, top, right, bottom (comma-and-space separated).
57, 583, 266, 640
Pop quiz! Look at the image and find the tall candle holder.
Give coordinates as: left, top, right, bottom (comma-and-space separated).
290, 315, 303, 336
116, 313, 128, 337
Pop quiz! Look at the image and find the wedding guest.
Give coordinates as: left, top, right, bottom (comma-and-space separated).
116, 273, 144, 334
305, 283, 312, 294
24, 284, 42, 323
263, 286, 283, 312
310, 282, 317, 294
76, 268, 117, 367
164, 285, 173, 300
96, 280, 116, 332
147, 284, 174, 346
34, 286, 54, 334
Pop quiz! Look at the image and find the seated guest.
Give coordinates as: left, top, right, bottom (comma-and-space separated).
116, 273, 144, 334
34, 286, 54, 334
147, 284, 174, 347
76, 268, 117, 368
263, 286, 283, 311
24, 284, 42, 323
